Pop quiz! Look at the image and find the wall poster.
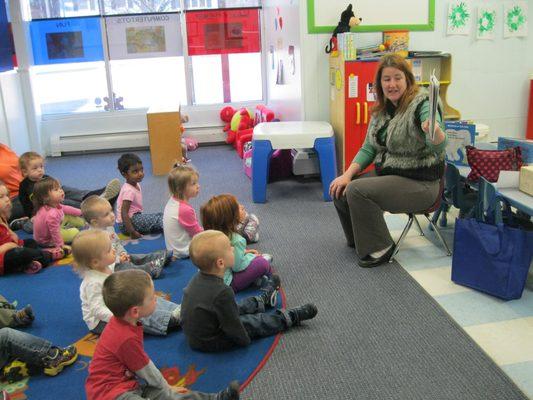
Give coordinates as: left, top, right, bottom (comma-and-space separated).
30, 17, 103, 65
105, 13, 183, 60
186, 8, 260, 56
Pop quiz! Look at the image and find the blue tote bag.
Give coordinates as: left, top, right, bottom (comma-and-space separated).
451, 218, 533, 300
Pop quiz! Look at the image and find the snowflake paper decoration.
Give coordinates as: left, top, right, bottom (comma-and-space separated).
506, 6, 526, 32
478, 10, 495, 33
449, 2, 470, 28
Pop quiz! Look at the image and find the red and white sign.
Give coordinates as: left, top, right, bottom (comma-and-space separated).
186, 8, 260, 56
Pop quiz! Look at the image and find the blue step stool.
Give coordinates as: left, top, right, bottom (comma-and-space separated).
252, 121, 337, 203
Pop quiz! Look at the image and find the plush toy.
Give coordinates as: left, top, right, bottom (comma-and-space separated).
324, 4, 362, 54
220, 107, 254, 144
220, 106, 235, 133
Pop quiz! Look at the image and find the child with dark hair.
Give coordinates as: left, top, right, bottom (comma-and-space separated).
86, 269, 240, 400
116, 153, 163, 238
0, 180, 54, 275
12, 151, 120, 232
32, 176, 86, 254
181, 230, 317, 353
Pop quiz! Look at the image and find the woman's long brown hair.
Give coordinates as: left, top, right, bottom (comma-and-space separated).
372, 53, 419, 116
200, 194, 240, 238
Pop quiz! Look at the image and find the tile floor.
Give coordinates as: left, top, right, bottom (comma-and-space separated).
386, 212, 533, 398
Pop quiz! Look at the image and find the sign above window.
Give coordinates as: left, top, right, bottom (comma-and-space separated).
30, 17, 104, 65
186, 8, 260, 56
105, 13, 183, 60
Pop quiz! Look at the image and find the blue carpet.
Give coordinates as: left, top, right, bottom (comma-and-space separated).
0, 233, 282, 399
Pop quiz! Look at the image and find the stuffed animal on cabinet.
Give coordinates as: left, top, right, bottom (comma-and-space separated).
325, 4, 362, 54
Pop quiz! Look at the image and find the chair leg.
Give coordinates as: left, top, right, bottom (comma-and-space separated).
314, 136, 337, 202
390, 214, 414, 262
251, 140, 273, 203
424, 214, 452, 256
413, 215, 424, 236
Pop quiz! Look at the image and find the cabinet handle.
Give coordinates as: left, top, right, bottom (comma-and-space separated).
364, 102, 368, 124
356, 102, 361, 125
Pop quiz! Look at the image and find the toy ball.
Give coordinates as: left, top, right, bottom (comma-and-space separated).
230, 108, 253, 132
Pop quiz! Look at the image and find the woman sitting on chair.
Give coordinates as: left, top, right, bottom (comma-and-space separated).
329, 54, 448, 268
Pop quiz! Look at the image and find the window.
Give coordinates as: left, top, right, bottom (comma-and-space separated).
25, 0, 263, 115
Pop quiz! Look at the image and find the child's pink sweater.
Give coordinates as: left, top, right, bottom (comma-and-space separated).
33, 204, 82, 247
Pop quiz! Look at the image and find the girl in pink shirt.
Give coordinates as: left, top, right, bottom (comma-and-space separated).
163, 164, 203, 259
32, 177, 86, 253
0, 181, 54, 274
116, 153, 163, 238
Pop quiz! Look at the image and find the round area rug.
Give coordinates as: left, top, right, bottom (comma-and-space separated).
0, 233, 284, 399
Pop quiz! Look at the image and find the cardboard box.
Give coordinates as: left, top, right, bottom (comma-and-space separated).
519, 165, 533, 196
146, 105, 182, 176
498, 137, 533, 165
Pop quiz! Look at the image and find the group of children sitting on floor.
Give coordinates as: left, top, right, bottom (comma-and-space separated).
0, 151, 317, 400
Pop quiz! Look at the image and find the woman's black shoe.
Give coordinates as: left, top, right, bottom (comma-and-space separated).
358, 245, 395, 268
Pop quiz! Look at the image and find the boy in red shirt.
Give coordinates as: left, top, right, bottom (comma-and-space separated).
85, 269, 239, 400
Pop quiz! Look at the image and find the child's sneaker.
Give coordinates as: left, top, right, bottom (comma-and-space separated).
216, 380, 240, 400
163, 250, 173, 265
100, 178, 121, 201
13, 305, 34, 327
8, 217, 29, 231
1, 360, 29, 383
24, 261, 42, 274
149, 258, 164, 279
257, 274, 281, 308
254, 273, 281, 289
258, 287, 278, 309
42, 346, 78, 376
287, 303, 318, 326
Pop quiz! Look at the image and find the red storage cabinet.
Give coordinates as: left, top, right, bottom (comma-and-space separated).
329, 54, 460, 172
330, 56, 377, 172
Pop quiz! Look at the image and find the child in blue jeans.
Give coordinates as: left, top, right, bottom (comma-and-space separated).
72, 230, 180, 336
116, 153, 163, 238
0, 327, 77, 383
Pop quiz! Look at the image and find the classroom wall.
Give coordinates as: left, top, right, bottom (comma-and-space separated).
301, 0, 533, 140
262, 0, 303, 120
0, 70, 31, 154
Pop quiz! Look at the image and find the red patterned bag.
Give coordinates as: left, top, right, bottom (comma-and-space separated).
466, 145, 523, 182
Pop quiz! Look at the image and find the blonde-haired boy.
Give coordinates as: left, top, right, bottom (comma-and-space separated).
81, 195, 169, 279
72, 230, 180, 336
181, 230, 317, 352
86, 269, 240, 400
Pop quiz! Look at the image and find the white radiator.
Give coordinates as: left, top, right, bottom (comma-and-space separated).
49, 128, 226, 156
50, 131, 149, 156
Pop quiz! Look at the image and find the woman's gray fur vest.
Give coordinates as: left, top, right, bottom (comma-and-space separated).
366, 89, 445, 181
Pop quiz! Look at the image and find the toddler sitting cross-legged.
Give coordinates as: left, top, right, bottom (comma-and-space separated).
81, 195, 169, 279
85, 269, 240, 400
180, 230, 318, 353
72, 230, 181, 336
